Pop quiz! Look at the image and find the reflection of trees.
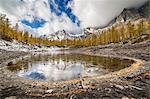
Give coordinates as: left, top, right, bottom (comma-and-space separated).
55, 59, 67, 70
7, 61, 28, 72
8, 54, 134, 73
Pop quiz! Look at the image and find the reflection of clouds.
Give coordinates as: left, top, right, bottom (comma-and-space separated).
18, 60, 85, 81
26, 71, 45, 80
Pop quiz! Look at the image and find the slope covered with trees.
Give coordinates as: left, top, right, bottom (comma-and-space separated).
0, 14, 50, 46
0, 13, 150, 48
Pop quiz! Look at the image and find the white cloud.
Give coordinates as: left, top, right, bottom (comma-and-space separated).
0, 0, 148, 36
73, 0, 148, 28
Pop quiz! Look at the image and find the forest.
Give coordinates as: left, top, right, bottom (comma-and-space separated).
0, 13, 150, 47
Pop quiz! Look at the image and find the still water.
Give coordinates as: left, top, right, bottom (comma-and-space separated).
7, 53, 134, 81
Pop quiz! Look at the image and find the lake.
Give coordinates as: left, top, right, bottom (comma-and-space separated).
7, 53, 134, 81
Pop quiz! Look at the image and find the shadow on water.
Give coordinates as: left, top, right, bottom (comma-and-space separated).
7, 53, 134, 81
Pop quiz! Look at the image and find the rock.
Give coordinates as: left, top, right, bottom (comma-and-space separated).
124, 86, 129, 89
76, 82, 82, 89
105, 88, 111, 93
122, 96, 129, 99
119, 76, 127, 80
45, 89, 53, 93
129, 85, 143, 91
109, 1, 149, 25
126, 67, 145, 79
7, 62, 13, 66
138, 1, 150, 18
70, 94, 78, 99
114, 84, 124, 90
117, 8, 141, 22
5, 96, 16, 99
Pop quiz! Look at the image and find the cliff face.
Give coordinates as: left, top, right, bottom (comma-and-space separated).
116, 8, 141, 22
40, 1, 150, 40
138, 1, 150, 18
115, 1, 150, 23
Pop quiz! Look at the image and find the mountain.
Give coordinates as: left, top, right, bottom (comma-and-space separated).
115, 1, 150, 23
83, 1, 150, 38
40, 27, 102, 40
41, 30, 80, 40
0, 0, 148, 37
41, 0, 149, 41
138, 1, 150, 18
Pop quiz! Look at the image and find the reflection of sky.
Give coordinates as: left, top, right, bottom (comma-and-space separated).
18, 58, 103, 81
18, 60, 85, 81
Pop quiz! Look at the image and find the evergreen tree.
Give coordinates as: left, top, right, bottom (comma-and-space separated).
23, 32, 29, 44
137, 20, 144, 35
127, 21, 134, 38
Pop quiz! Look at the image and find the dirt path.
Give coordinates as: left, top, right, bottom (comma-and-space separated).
0, 42, 150, 99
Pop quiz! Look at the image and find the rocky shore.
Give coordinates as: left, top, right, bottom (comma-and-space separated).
0, 41, 150, 99
68, 41, 150, 98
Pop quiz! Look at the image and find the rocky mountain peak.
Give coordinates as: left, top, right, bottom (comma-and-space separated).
116, 1, 149, 23
138, 1, 150, 18
117, 8, 141, 22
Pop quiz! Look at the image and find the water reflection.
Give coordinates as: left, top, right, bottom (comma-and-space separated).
7, 53, 134, 81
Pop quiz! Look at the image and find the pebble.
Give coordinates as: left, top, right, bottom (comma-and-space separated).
5, 96, 16, 99
122, 96, 129, 99
70, 94, 77, 99
45, 89, 53, 93
114, 84, 124, 90
124, 86, 129, 89
97, 88, 100, 91
105, 88, 111, 93
76, 83, 82, 89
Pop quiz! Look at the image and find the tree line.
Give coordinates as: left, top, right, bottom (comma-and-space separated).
53, 18, 150, 47
0, 14, 51, 46
0, 13, 150, 47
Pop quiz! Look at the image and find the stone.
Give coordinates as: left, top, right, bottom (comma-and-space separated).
114, 84, 124, 90
7, 62, 13, 66
122, 96, 129, 99
5, 96, 16, 99
45, 89, 53, 93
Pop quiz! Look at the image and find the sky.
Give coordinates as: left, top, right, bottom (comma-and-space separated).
0, 0, 148, 36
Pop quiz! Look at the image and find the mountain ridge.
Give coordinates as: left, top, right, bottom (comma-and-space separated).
41, 1, 149, 41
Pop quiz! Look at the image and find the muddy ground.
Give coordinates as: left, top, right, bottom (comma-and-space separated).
0, 42, 150, 99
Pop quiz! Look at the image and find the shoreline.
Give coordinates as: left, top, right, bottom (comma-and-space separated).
0, 42, 150, 98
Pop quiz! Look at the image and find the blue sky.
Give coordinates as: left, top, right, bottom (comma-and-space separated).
21, 0, 80, 29
21, 16, 46, 29
48, 0, 80, 27
0, 0, 148, 36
